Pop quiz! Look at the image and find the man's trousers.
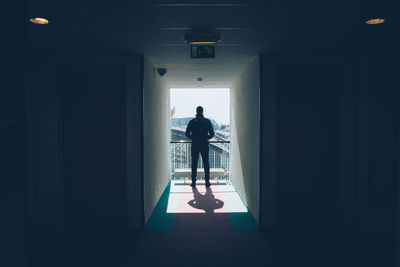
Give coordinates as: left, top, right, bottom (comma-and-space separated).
191, 143, 210, 183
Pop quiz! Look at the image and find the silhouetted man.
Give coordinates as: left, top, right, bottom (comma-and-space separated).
185, 106, 215, 187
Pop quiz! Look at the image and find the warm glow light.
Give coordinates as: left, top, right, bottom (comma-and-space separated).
29, 17, 49, 24
366, 18, 385, 25
188, 41, 217, 45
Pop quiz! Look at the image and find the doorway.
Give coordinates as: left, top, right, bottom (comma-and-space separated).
167, 88, 248, 214
142, 57, 261, 232
145, 87, 257, 232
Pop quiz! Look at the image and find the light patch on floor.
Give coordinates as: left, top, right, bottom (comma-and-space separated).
166, 180, 248, 213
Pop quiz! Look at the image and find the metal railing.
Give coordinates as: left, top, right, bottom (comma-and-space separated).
170, 140, 230, 180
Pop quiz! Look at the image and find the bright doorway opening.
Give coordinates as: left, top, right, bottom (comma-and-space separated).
167, 88, 247, 214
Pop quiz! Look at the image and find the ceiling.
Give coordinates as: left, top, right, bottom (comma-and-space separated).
24, 0, 396, 87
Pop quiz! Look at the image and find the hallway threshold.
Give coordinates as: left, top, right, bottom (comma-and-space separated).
167, 180, 247, 213
145, 180, 257, 233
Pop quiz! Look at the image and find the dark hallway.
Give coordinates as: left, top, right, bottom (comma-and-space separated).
1, 0, 400, 266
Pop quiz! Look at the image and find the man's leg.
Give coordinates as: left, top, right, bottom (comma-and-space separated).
200, 145, 210, 185
191, 145, 200, 185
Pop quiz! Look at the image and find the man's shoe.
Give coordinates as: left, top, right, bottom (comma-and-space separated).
190, 182, 196, 187
205, 181, 211, 187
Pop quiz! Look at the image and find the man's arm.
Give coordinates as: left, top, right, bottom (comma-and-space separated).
185, 121, 192, 139
207, 120, 215, 140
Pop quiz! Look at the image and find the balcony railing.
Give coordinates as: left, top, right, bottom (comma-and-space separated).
170, 140, 230, 181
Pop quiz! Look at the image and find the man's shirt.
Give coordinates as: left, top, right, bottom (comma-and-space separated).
185, 114, 215, 145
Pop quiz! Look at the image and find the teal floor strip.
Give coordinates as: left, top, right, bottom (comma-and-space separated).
229, 212, 258, 232
145, 181, 175, 233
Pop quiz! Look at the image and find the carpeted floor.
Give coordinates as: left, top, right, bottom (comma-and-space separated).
126, 180, 274, 267
29, 181, 395, 267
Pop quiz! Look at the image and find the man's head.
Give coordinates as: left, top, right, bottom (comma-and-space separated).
196, 106, 203, 114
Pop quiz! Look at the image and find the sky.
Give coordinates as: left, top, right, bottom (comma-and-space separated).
170, 88, 230, 125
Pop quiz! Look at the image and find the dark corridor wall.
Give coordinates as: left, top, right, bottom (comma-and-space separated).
0, 2, 29, 266
61, 66, 127, 232
277, 63, 340, 229
260, 49, 398, 239
0, 55, 29, 267
26, 53, 143, 243
369, 64, 397, 205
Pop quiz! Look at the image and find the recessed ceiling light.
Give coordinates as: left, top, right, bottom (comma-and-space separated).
366, 18, 385, 25
29, 18, 49, 25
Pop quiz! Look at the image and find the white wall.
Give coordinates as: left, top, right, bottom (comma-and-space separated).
230, 57, 260, 223
143, 57, 170, 223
